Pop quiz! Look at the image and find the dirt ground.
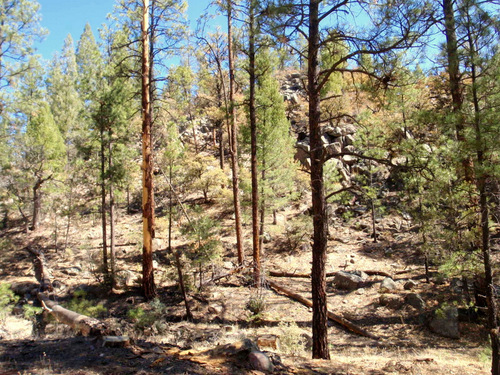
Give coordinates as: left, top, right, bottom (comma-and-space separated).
0, 199, 492, 374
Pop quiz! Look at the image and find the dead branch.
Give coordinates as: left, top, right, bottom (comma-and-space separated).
201, 264, 250, 287
267, 280, 379, 340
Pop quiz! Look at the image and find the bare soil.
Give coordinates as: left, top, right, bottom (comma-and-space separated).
0, 198, 491, 374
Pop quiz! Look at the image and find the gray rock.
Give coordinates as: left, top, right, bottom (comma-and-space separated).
342, 124, 356, 135
380, 277, 398, 292
62, 266, 82, 276
405, 293, 426, 310
321, 134, 330, 145
333, 271, 366, 290
262, 232, 272, 244
379, 294, 403, 309
345, 134, 355, 145
326, 142, 342, 155
342, 154, 357, 165
290, 93, 299, 104
404, 280, 418, 290
429, 306, 459, 339
249, 350, 274, 372
326, 126, 342, 137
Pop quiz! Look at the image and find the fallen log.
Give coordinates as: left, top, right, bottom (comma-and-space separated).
267, 280, 379, 340
269, 270, 310, 278
38, 293, 110, 336
269, 270, 392, 279
28, 246, 111, 337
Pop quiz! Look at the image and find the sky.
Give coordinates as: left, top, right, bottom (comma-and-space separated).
35, 0, 211, 61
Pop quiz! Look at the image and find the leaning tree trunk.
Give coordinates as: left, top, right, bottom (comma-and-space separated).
141, 0, 156, 300
308, 0, 330, 360
227, 0, 244, 265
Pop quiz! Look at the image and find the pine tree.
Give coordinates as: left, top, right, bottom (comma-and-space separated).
24, 102, 67, 231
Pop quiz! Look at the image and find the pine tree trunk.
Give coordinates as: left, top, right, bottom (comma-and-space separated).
466, 17, 500, 373
308, 0, 330, 360
442, 0, 473, 182
141, 0, 156, 300
109, 139, 116, 288
227, 0, 244, 265
31, 177, 42, 231
248, 1, 260, 287
100, 121, 108, 273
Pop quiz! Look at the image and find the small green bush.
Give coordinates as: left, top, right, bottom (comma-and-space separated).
279, 321, 306, 356
0, 283, 19, 322
128, 298, 168, 335
23, 304, 43, 321
246, 292, 266, 325
65, 290, 107, 318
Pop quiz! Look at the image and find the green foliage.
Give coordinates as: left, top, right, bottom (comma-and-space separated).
0, 0, 46, 89
23, 304, 43, 321
181, 206, 222, 269
278, 321, 307, 356
25, 102, 67, 173
242, 47, 297, 216
246, 291, 267, 325
284, 214, 313, 252
182, 153, 228, 202
65, 290, 107, 318
0, 283, 19, 322
439, 250, 482, 279
127, 298, 168, 334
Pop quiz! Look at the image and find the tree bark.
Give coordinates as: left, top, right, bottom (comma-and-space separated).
465, 12, 500, 372
308, 0, 330, 360
248, 1, 260, 287
109, 138, 116, 287
227, 0, 244, 266
442, 0, 473, 182
141, 0, 156, 300
31, 177, 42, 231
100, 117, 108, 273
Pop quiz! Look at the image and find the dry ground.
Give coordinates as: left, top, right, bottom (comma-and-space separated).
0, 198, 492, 374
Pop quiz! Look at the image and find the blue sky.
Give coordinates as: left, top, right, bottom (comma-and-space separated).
36, 0, 210, 60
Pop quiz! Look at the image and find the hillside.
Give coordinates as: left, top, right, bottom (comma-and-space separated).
0, 194, 491, 374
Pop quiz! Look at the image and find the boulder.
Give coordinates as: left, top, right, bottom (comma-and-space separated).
379, 294, 403, 309
342, 124, 356, 135
248, 350, 274, 372
380, 277, 398, 293
429, 306, 459, 339
333, 271, 367, 290
345, 134, 355, 146
262, 232, 272, 244
404, 280, 418, 290
405, 293, 426, 310
325, 126, 342, 137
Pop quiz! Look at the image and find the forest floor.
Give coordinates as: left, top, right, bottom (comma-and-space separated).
0, 194, 492, 374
